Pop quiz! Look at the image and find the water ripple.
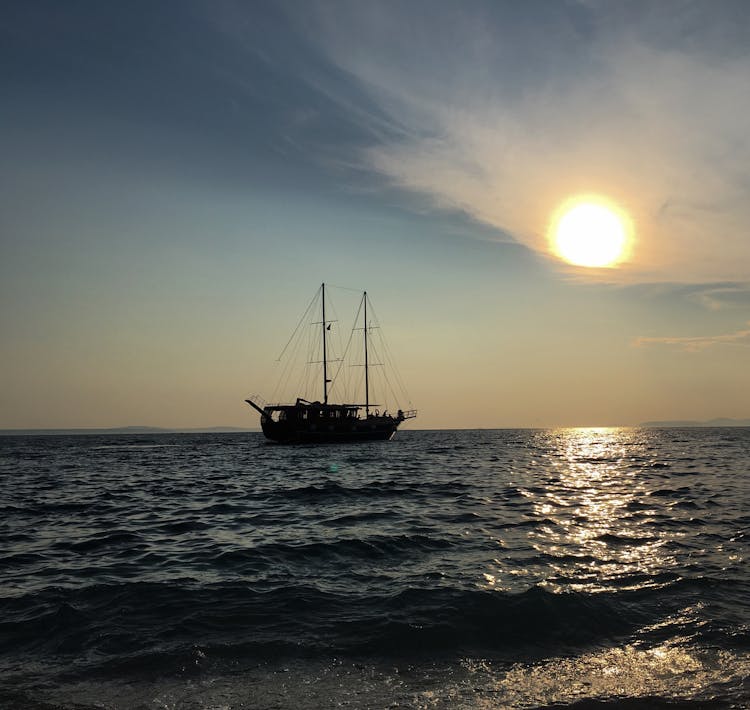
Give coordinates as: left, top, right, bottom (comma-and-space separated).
1, 428, 749, 707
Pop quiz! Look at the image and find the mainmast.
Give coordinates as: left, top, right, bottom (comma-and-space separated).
364, 291, 369, 416
322, 282, 328, 404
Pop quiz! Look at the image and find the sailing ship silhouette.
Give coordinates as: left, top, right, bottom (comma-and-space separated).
246, 283, 416, 443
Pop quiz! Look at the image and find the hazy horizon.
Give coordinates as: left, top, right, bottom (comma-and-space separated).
4, 418, 750, 435
2, 1, 749, 430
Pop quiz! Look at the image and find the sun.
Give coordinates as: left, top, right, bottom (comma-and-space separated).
550, 197, 632, 268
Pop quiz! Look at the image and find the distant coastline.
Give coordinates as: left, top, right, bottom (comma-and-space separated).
640, 418, 750, 428
3, 421, 750, 435
0, 426, 258, 436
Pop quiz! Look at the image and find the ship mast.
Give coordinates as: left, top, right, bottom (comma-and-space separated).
322, 282, 328, 404
364, 291, 369, 416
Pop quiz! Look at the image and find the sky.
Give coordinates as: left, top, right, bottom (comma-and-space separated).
1, 0, 749, 429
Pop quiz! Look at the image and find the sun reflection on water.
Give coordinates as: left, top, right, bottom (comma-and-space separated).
512, 427, 676, 593
477, 642, 744, 708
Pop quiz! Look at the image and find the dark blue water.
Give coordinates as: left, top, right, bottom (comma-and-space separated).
1, 428, 749, 708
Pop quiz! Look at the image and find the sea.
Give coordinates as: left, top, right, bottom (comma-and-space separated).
1, 428, 749, 709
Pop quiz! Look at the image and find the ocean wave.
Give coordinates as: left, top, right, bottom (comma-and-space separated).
2, 428, 750, 707
0, 579, 709, 665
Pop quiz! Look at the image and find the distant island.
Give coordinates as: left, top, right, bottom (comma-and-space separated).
0, 426, 258, 436
640, 418, 750, 428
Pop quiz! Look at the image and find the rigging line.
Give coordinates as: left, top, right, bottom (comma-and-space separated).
293, 323, 313, 399
271, 338, 295, 402
382, 343, 410, 405
293, 325, 307, 400
376, 320, 412, 407
381, 330, 412, 404
343, 322, 363, 403
274, 298, 312, 399
325, 283, 365, 294
329, 294, 364, 392
273, 292, 318, 402
366, 300, 413, 404
275, 292, 320, 403
325, 292, 345, 400
303, 316, 319, 399
290, 322, 311, 401
368, 338, 397, 408
274, 333, 300, 402
304, 290, 327, 401
359, 302, 382, 408
275, 286, 320, 362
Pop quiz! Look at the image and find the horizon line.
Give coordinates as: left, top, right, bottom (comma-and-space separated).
2, 419, 750, 436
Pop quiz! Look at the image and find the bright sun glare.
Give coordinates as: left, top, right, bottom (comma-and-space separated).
551, 198, 631, 268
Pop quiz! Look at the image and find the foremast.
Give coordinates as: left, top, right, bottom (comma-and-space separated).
321, 282, 329, 404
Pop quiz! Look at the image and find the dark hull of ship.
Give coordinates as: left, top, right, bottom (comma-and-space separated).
261, 418, 399, 444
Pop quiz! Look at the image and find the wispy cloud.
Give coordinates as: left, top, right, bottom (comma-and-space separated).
282, 1, 750, 284
634, 322, 750, 351
688, 285, 750, 311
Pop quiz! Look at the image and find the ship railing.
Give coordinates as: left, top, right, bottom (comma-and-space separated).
401, 409, 418, 419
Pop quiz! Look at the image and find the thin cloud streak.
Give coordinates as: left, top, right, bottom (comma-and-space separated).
688, 285, 750, 311
633, 322, 750, 351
